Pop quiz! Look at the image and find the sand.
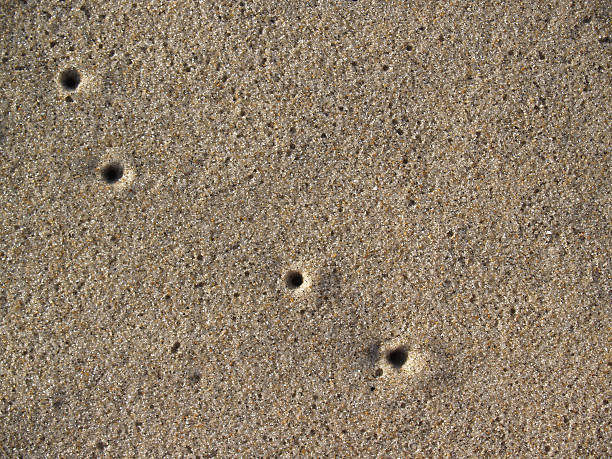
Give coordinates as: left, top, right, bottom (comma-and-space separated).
0, 0, 610, 456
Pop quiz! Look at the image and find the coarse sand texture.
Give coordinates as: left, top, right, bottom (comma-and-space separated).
1, 0, 611, 457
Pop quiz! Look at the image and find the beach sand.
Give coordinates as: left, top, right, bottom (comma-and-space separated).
1, 0, 610, 456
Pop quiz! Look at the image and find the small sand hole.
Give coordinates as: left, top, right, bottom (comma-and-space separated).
386, 346, 408, 368
59, 68, 81, 91
285, 270, 304, 290
101, 162, 124, 184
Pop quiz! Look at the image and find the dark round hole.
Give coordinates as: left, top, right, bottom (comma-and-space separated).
386, 347, 408, 368
285, 270, 303, 289
101, 163, 123, 184
59, 68, 80, 91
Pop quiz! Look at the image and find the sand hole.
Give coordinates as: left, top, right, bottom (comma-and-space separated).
59, 68, 80, 91
285, 270, 304, 290
386, 346, 408, 368
101, 162, 124, 184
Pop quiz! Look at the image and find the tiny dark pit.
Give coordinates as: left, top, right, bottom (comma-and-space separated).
285, 270, 303, 290
59, 68, 80, 91
101, 163, 123, 184
386, 347, 408, 368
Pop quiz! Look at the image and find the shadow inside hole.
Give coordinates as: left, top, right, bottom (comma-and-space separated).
386, 346, 408, 368
59, 68, 80, 91
285, 270, 304, 289
101, 163, 124, 184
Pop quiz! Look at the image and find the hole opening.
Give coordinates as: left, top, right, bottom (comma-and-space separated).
59, 68, 81, 91
386, 346, 408, 368
101, 162, 124, 184
285, 270, 304, 290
